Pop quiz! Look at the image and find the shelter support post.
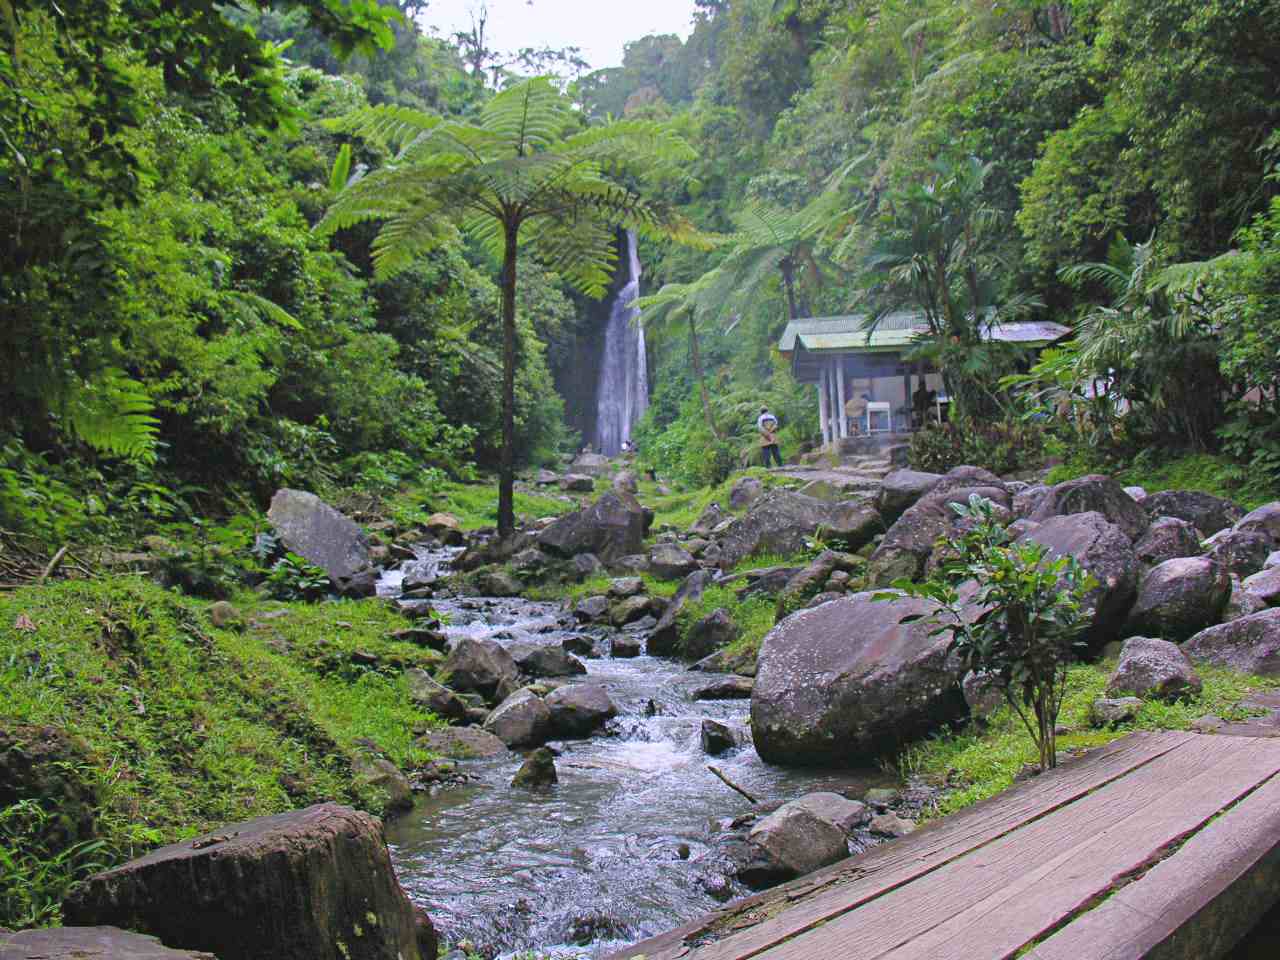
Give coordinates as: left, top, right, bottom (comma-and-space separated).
835, 359, 847, 440
817, 370, 830, 446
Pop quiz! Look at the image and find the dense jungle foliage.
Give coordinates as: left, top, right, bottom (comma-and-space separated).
5, 0, 1280, 544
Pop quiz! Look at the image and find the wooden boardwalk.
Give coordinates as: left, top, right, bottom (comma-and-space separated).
612, 731, 1280, 960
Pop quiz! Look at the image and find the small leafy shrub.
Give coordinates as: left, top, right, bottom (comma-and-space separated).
909, 416, 1047, 475
265, 553, 331, 601
880, 495, 1096, 771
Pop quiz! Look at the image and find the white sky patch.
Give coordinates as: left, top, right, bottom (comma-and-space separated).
417, 0, 697, 70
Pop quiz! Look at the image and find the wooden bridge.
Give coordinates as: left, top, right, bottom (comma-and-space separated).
612, 729, 1280, 960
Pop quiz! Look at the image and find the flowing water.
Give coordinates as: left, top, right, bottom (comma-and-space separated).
383, 575, 889, 958
593, 231, 649, 457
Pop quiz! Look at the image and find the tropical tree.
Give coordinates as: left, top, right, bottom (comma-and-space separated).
318, 77, 701, 536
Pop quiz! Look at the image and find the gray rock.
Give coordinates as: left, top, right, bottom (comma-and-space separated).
439, 639, 519, 704
1184, 608, 1280, 676
775, 550, 863, 617
611, 594, 654, 627
573, 595, 610, 622
788, 792, 870, 834
560, 634, 596, 657
1234, 502, 1280, 543
1244, 566, 1280, 605
537, 492, 648, 564
610, 635, 642, 658
1013, 484, 1051, 519
735, 564, 804, 600
424, 512, 464, 546
482, 688, 552, 747
877, 469, 943, 525
62, 804, 426, 960
747, 803, 849, 881
0, 928, 217, 960
690, 646, 758, 677
1027, 474, 1148, 542
569, 452, 612, 477
1267, 550, 1280, 570
607, 577, 645, 598
508, 642, 587, 679
416, 726, 508, 759
962, 670, 1005, 721
692, 676, 754, 700
1143, 490, 1242, 536
611, 470, 639, 495
1124, 485, 1148, 502
508, 548, 547, 575
718, 491, 872, 571
352, 756, 413, 814
684, 608, 741, 661
571, 553, 605, 580
545, 684, 618, 738
535, 469, 559, 486
869, 471, 1010, 584
558, 473, 595, 492
684, 537, 711, 558
648, 543, 698, 580
751, 592, 969, 766
209, 601, 242, 630
473, 568, 522, 597
700, 719, 737, 756
806, 591, 843, 608
1019, 512, 1139, 647
1090, 697, 1144, 727
728, 476, 765, 510
863, 788, 899, 809
825, 501, 884, 552
1225, 577, 1269, 622
267, 489, 373, 591
1106, 636, 1202, 701
1125, 557, 1230, 641
868, 812, 916, 837
688, 502, 728, 537
611, 554, 651, 575
648, 570, 711, 657
1133, 517, 1203, 569
511, 747, 557, 788
404, 669, 468, 724
1206, 529, 1273, 578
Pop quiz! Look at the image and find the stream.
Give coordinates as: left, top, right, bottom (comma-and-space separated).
379, 553, 888, 958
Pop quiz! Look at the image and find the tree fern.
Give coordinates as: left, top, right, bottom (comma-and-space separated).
63, 368, 159, 463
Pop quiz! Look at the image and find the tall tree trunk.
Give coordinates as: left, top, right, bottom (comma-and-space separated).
689, 313, 722, 440
779, 257, 801, 320
497, 218, 519, 540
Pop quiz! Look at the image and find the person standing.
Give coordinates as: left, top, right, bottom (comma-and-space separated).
757, 407, 782, 468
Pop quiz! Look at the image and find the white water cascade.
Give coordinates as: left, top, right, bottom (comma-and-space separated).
593, 230, 649, 456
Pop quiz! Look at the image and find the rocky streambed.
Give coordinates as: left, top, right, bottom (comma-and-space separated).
378, 583, 896, 958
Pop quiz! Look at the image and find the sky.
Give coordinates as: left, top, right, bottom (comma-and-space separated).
417, 0, 698, 70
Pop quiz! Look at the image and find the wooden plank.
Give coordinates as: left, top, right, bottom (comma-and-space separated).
1026, 767, 1280, 960
755, 736, 1280, 960
611, 732, 1192, 960
612, 733, 1190, 960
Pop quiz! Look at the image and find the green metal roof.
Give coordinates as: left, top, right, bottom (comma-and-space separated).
779, 313, 1070, 354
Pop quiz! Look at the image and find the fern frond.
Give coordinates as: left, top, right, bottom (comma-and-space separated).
324, 104, 442, 149
63, 369, 159, 463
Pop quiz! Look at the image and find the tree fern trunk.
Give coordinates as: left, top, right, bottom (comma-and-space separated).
498, 218, 519, 540
689, 313, 722, 441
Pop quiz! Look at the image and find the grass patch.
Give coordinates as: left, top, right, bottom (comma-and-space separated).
1046, 451, 1279, 510
640, 467, 801, 533
525, 572, 680, 603
898, 660, 1278, 819
385, 477, 580, 532
0, 576, 446, 927
676, 582, 776, 660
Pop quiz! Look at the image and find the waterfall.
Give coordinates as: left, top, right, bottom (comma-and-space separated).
593, 230, 649, 456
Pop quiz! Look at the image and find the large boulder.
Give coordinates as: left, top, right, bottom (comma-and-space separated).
511, 747, 557, 788
351, 756, 413, 815
568, 452, 612, 477
716, 491, 854, 570
1233, 502, 1280, 544
404, 670, 468, 724
688, 502, 728, 537
775, 550, 862, 618
648, 570, 710, 657
876, 469, 943, 525
648, 543, 698, 580
63, 804, 427, 960
1018, 512, 1140, 646
1142, 490, 1242, 537
482, 688, 552, 747
788, 792, 871, 834
683, 608, 741, 662
868, 472, 1010, 585
1244, 566, 1280, 605
1027, 474, 1149, 542
416, 727, 507, 759
745, 802, 849, 883
1106, 637, 1202, 702
1133, 517, 1203, 569
558, 474, 595, 493
0, 928, 218, 960
1184, 608, 1280, 676
1205, 529, 1273, 578
536, 492, 648, 565
728, 476, 765, 510
438, 638, 519, 704
545, 684, 618, 738
266, 489, 373, 592
1224, 576, 1269, 622
1125, 557, 1230, 641
751, 592, 968, 766
700, 719, 737, 755
507, 642, 587, 679
825, 501, 883, 551
423, 513, 464, 546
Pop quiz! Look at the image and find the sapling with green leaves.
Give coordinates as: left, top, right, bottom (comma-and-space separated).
876, 495, 1096, 772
